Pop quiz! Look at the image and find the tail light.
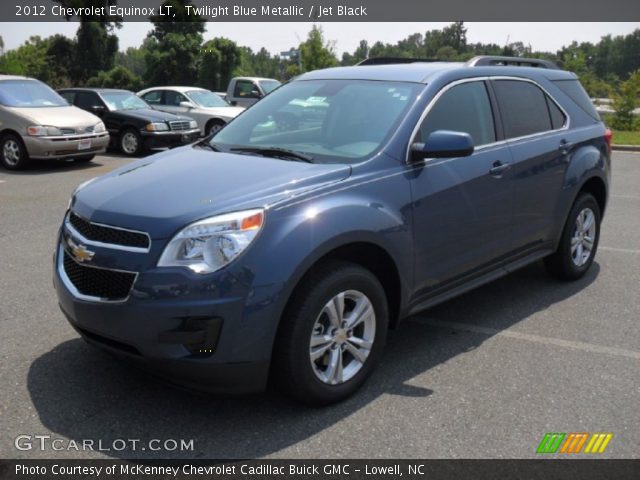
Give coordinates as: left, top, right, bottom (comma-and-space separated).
604, 128, 613, 150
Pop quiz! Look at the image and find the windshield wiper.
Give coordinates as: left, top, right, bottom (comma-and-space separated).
230, 146, 314, 163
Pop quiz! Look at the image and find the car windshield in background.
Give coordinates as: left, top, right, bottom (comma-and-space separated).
101, 92, 149, 111
211, 79, 420, 163
0, 80, 68, 108
260, 80, 281, 94
187, 90, 230, 108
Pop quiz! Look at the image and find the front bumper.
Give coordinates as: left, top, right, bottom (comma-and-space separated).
53, 224, 284, 394
142, 129, 200, 149
24, 133, 109, 159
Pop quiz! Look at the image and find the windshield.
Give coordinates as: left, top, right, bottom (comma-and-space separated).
260, 80, 281, 94
211, 79, 420, 163
0, 80, 68, 108
187, 90, 230, 108
101, 92, 149, 111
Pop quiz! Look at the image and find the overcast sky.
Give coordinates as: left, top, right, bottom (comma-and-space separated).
1, 22, 639, 56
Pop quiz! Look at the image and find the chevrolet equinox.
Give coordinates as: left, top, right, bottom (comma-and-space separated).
54, 56, 611, 404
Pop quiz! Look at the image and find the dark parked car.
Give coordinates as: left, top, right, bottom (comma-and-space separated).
54, 57, 610, 405
58, 88, 200, 156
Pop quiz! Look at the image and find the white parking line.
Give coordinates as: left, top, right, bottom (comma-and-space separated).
600, 246, 640, 254
611, 194, 640, 200
412, 318, 640, 360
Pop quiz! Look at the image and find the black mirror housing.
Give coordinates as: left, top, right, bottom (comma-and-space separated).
410, 130, 475, 162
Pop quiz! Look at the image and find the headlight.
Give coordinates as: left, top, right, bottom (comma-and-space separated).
94, 122, 106, 133
145, 122, 169, 132
158, 209, 264, 274
27, 125, 62, 136
189, 120, 198, 129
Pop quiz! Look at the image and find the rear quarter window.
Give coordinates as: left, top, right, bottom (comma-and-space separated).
493, 80, 552, 138
552, 79, 600, 121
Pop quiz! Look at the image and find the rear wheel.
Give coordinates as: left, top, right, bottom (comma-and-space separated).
1, 133, 29, 170
544, 193, 601, 280
119, 128, 143, 156
272, 261, 388, 405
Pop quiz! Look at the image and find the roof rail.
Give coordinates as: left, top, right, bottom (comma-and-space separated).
466, 56, 559, 70
357, 57, 441, 66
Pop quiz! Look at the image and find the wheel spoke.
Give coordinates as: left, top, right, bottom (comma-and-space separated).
345, 341, 368, 363
310, 342, 333, 361
583, 211, 594, 232
325, 293, 344, 327
324, 348, 343, 384
345, 298, 373, 329
347, 335, 373, 350
583, 236, 594, 249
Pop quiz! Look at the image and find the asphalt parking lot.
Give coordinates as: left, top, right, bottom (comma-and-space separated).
0, 151, 638, 460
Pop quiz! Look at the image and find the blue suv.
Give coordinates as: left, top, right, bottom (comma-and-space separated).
54, 56, 611, 404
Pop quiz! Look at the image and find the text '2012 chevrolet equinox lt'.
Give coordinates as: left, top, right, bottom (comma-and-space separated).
54, 56, 611, 405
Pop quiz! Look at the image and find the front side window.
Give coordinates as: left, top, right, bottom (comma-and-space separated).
101, 92, 149, 111
165, 90, 188, 106
493, 80, 554, 138
234, 80, 259, 98
0, 80, 68, 108
418, 81, 496, 147
212, 79, 420, 163
75, 92, 103, 110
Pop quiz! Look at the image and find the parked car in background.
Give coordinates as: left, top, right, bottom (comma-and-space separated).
137, 86, 244, 136
0, 75, 109, 170
58, 88, 200, 156
222, 77, 281, 107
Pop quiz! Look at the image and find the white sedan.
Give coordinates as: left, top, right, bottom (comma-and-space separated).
137, 86, 245, 136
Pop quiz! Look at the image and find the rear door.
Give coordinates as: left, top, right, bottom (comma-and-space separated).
409, 79, 514, 297
490, 78, 570, 252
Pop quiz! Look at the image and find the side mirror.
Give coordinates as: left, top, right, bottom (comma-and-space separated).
179, 101, 194, 109
90, 105, 106, 116
410, 130, 474, 162
250, 89, 263, 99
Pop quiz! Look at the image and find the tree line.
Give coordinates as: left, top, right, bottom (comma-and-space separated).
0, 3, 638, 130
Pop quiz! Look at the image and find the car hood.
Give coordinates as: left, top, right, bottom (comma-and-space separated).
114, 108, 191, 122
194, 106, 244, 118
72, 146, 351, 239
8, 106, 100, 128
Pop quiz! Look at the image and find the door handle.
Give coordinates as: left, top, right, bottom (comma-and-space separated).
489, 160, 511, 176
559, 139, 574, 154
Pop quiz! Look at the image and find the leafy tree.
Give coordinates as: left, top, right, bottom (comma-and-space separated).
0, 36, 50, 80
611, 71, 640, 131
86, 65, 142, 90
0, 35, 5, 56
115, 38, 153, 77
199, 38, 241, 90
299, 25, 338, 72
145, 0, 205, 85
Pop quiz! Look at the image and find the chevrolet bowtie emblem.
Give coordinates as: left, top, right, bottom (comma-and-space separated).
68, 239, 95, 263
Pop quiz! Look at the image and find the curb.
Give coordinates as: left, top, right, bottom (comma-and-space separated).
612, 144, 640, 152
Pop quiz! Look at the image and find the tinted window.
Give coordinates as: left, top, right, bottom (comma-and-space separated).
418, 81, 496, 147
493, 80, 552, 138
165, 90, 188, 106
75, 92, 103, 110
59, 91, 75, 104
234, 80, 259, 98
142, 90, 163, 105
553, 79, 600, 120
546, 96, 566, 130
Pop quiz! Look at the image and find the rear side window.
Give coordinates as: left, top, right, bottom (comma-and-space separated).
552, 79, 600, 120
546, 96, 567, 130
75, 92, 103, 110
418, 81, 496, 147
493, 80, 553, 138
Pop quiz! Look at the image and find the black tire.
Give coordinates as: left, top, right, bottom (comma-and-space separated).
272, 261, 388, 405
119, 128, 143, 156
1, 133, 30, 170
544, 193, 601, 280
206, 119, 225, 136
74, 154, 95, 163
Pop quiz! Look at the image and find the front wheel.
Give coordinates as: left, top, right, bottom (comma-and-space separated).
272, 261, 388, 405
544, 193, 601, 280
206, 119, 225, 136
1, 133, 29, 170
119, 129, 143, 156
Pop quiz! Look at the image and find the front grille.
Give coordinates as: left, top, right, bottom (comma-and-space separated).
169, 120, 191, 131
60, 128, 77, 135
63, 250, 136, 300
68, 212, 150, 249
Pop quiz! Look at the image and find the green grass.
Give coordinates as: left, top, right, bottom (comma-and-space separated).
611, 130, 640, 145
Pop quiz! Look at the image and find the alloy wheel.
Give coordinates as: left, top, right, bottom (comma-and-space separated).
571, 207, 596, 267
2, 139, 21, 166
